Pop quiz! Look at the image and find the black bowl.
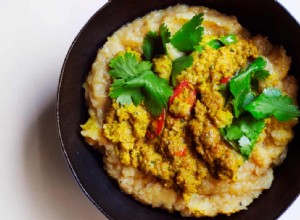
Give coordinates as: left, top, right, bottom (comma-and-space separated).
57, 0, 300, 219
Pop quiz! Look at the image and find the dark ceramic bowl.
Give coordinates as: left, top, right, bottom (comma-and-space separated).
57, 0, 300, 219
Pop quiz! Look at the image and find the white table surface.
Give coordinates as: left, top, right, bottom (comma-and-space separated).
0, 0, 299, 219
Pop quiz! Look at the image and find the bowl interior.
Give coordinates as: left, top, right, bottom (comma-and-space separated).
57, 0, 300, 219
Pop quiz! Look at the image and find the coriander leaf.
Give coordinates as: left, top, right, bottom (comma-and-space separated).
224, 124, 243, 140
109, 52, 149, 79
170, 14, 204, 52
223, 116, 265, 142
124, 71, 173, 115
221, 115, 265, 159
160, 23, 171, 53
239, 116, 265, 139
220, 128, 240, 151
238, 136, 252, 157
245, 88, 300, 121
263, 87, 281, 96
194, 45, 204, 53
142, 31, 164, 60
230, 57, 267, 117
243, 92, 256, 107
142, 24, 170, 60
171, 55, 194, 86
230, 57, 267, 97
253, 69, 270, 81
238, 135, 251, 147
251, 69, 271, 93
110, 72, 172, 116
136, 60, 153, 73
231, 73, 252, 117
108, 52, 173, 115
219, 34, 238, 46
142, 73, 173, 115
110, 85, 144, 106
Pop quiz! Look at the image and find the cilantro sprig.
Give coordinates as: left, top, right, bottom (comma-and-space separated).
142, 23, 171, 61
221, 116, 265, 158
109, 52, 152, 79
142, 31, 165, 61
112, 14, 205, 115
170, 14, 204, 52
109, 52, 173, 116
143, 13, 204, 56
141, 14, 206, 86
222, 57, 300, 158
229, 57, 269, 117
229, 57, 300, 121
245, 88, 300, 121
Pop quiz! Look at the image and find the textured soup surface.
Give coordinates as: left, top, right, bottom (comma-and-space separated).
80, 5, 298, 217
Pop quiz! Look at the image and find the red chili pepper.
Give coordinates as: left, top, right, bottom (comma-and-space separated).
169, 81, 196, 107
147, 109, 166, 139
173, 148, 187, 157
220, 76, 231, 84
